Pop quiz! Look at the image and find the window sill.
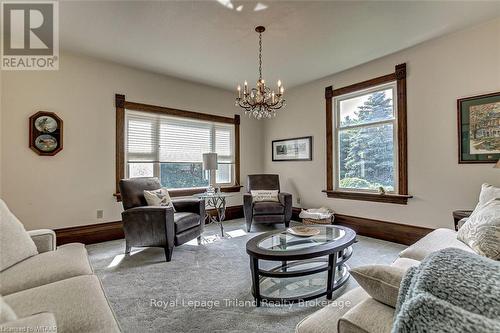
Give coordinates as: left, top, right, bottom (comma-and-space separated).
322, 190, 412, 205
113, 185, 242, 202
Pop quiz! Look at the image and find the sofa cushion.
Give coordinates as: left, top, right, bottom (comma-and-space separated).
339, 297, 395, 333
457, 198, 500, 260
253, 202, 284, 215
477, 183, 500, 210
399, 228, 474, 261
0, 243, 93, 295
173, 212, 200, 233
296, 287, 369, 333
0, 313, 57, 332
0, 199, 38, 272
4, 275, 120, 333
0, 296, 17, 323
350, 265, 407, 308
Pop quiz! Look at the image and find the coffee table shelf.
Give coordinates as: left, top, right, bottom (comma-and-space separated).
246, 225, 356, 306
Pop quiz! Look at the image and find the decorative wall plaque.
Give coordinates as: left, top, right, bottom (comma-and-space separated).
29, 111, 63, 156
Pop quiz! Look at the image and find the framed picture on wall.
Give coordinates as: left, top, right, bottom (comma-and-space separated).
272, 136, 312, 161
457, 92, 500, 163
29, 111, 63, 156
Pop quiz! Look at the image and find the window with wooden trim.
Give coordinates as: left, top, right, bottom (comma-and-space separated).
126, 110, 235, 188
115, 94, 241, 199
324, 64, 412, 204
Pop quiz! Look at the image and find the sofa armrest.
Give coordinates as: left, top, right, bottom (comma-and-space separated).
0, 312, 57, 332
279, 192, 293, 221
28, 229, 56, 253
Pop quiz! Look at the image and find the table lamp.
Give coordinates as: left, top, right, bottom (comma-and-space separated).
203, 153, 218, 193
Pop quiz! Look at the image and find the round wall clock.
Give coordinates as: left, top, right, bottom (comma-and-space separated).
29, 111, 63, 156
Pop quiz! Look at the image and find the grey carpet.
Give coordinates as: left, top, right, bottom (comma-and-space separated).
87, 219, 406, 333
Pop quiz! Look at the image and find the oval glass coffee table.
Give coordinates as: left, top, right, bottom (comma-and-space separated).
246, 225, 356, 306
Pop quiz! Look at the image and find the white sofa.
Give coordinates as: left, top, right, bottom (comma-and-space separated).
296, 228, 475, 333
0, 204, 120, 332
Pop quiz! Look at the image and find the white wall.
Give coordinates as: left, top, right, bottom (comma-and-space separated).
264, 18, 500, 229
1, 52, 264, 230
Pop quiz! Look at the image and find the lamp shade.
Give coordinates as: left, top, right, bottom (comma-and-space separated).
202, 153, 218, 171
495, 160, 500, 169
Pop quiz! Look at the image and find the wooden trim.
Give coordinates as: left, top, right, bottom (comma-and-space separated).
55, 205, 431, 246
207, 205, 244, 221
322, 190, 412, 205
124, 101, 235, 124
55, 221, 124, 246
234, 114, 241, 185
113, 185, 242, 201
395, 64, 408, 194
114, 94, 241, 200
324, 63, 410, 202
325, 87, 333, 191
457, 91, 500, 164
55, 205, 245, 246
115, 94, 125, 194
292, 207, 432, 246
331, 73, 396, 97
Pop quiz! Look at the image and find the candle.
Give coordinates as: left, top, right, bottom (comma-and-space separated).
277, 80, 281, 88
244, 81, 248, 94
272, 91, 275, 103
280, 86, 284, 94
237, 85, 241, 98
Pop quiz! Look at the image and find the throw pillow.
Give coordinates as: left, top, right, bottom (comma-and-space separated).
143, 188, 175, 211
0, 296, 17, 323
251, 190, 279, 202
476, 183, 500, 210
0, 199, 38, 272
457, 198, 500, 260
350, 264, 408, 307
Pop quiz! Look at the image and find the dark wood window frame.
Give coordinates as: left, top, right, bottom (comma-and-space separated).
323, 63, 412, 205
114, 94, 241, 201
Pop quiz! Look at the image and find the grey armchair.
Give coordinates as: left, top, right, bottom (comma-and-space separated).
119, 177, 205, 262
243, 174, 292, 232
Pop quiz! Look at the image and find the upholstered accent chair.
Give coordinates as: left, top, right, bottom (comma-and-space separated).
243, 174, 292, 232
119, 177, 205, 262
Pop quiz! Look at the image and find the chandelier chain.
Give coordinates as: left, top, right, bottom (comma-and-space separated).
258, 32, 262, 80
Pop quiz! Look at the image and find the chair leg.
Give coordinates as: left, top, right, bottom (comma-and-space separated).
246, 222, 252, 233
164, 246, 174, 262
125, 242, 131, 255
285, 220, 290, 228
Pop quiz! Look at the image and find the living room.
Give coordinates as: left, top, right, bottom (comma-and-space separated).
0, 1, 499, 332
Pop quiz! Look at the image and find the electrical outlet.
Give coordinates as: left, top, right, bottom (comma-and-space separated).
96, 210, 104, 219
297, 197, 301, 205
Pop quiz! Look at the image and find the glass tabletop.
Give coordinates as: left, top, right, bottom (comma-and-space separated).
193, 192, 235, 199
257, 226, 346, 252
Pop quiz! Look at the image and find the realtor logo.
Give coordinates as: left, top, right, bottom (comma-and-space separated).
1, 1, 59, 70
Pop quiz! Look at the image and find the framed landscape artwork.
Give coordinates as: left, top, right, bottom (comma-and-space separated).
457, 92, 500, 163
272, 136, 312, 161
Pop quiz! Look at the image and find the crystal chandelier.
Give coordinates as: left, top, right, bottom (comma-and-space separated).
235, 26, 285, 119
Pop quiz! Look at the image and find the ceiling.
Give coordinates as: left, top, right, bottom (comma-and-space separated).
59, 1, 500, 90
